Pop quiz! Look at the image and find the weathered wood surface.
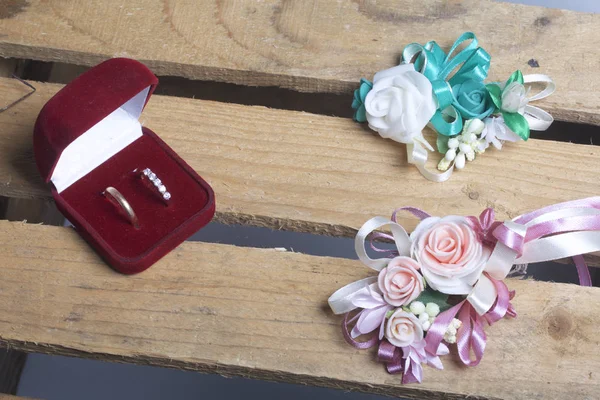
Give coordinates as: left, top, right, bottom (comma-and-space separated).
1, 78, 600, 240
0, 220, 598, 400
0, 396, 39, 400
0, 1, 598, 125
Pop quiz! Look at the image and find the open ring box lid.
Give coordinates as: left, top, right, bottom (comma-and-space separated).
33, 58, 215, 274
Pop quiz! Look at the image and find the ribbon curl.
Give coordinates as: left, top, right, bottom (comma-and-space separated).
468, 198, 596, 316
378, 339, 449, 383
402, 32, 491, 137
522, 74, 555, 132
330, 198, 596, 380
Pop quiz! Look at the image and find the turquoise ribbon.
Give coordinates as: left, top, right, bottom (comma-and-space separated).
402, 32, 491, 136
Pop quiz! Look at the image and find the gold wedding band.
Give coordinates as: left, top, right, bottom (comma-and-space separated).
104, 186, 140, 229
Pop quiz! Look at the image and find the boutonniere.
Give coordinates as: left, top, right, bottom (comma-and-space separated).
352, 32, 555, 182
329, 199, 596, 384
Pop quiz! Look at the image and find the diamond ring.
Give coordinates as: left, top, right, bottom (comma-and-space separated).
139, 168, 171, 202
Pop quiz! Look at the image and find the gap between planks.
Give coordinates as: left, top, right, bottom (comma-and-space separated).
0, 220, 599, 399
0, 1, 599, 125
1, 78, 600, 260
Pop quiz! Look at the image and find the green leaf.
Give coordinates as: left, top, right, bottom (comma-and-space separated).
486, 83, 502, 111
414, 287, 452, 312
506, 70, 524, 86
503, 111, 530, 141
436, 134, 450, 154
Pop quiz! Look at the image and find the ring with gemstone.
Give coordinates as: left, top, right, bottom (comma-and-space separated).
138, 168, 171, 203
103, 186, 140, 229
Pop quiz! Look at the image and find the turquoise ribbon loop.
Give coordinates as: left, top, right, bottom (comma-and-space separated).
402, 32, 491, 137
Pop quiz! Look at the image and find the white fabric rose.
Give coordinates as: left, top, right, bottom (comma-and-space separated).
410, 216, 491, 295
364, 64, 436, 144
501, 82, 529, 114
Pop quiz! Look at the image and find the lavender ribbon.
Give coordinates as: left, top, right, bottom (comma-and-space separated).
377, 339, 448, 383
331, 197, 599, 383
426, 275, 515, 367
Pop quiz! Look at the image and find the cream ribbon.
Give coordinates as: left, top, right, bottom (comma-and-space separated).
523, 74, 555, 131
328, 216, 411, 315
407, 136, 454, 183
331, 203, 600, 316
467, 206, 600, 315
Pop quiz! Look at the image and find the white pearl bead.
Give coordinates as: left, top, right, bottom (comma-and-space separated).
459, 143, 472, 153
455, 152, 466, 169
409, 301, 425, 315
425, 303, 440, 317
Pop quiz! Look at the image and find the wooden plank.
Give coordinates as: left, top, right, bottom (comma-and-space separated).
2, 78, 600, 240
0, 60, 63, 226
0, 1, 598, 125
0, 396, 39, 400
0, 220, 598, 400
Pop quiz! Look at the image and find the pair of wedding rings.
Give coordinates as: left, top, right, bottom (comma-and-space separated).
103, 168, 171, 229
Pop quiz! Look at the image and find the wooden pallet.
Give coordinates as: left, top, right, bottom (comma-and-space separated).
0, 1, 599, 399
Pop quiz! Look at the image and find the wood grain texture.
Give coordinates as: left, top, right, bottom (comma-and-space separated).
0, 1, 598, 124
0, 220, 598, 400
1, 78, 600, 242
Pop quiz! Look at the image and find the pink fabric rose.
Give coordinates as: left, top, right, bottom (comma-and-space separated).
411, 216, 491, 295
385, 310, 423, 348
377, 257, 424, 306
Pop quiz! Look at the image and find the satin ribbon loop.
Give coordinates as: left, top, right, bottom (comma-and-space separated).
469, 197, 599, 316
524, 73, 556, 102
456, 304, 486, 367
342, 312, 379, 350
328, 215, 415, 314
378, 340, 404, 374
402, 32, 491, 137
482, 275, 512, 324
431, 79, 454, 110
492, 220, 527, 257
522, 74, 556, 132
354, 216, 411, 271
328, 277, 378, 315
428, 277, 512, 368
407, 137, 455, 182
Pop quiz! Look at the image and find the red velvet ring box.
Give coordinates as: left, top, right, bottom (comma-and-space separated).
33, 58, 215, 274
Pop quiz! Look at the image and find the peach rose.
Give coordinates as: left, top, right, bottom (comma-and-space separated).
385, 310, 423, 348
377, 257, 424, 306
411, 216, 491, 295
